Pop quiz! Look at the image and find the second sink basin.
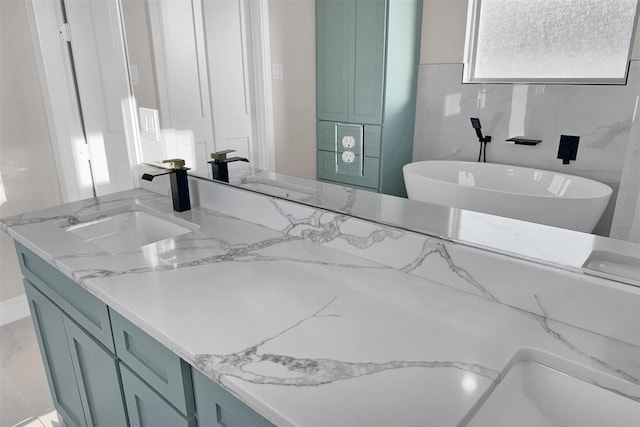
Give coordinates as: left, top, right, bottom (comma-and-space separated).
466, 358, 639, 427
65, 210, 193, 254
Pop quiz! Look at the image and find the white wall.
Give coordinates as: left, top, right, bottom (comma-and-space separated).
0, 0, 62, 303
121, 0, 159, 110
268, 0, 316, 180
420, 0, 468, 64
610, 94, 640, 242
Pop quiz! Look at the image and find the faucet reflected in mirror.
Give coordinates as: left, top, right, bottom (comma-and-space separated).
208, 150, 250, 183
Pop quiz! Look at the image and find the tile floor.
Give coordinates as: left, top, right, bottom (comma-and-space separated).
0, 316, 66, 427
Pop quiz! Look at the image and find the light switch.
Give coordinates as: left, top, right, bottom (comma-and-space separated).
272, 64, 283, 80
129, 64, 140, 85
139, 108, 160, 142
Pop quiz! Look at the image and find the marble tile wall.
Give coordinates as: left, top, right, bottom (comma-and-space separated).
610, 94, 640, 242
142, 177, 640, 347
412, 62, 640, 237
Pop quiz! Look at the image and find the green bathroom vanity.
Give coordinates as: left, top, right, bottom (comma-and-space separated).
3, 187, 638, 426
315, 0, 423, 196
16, 241, 273, 427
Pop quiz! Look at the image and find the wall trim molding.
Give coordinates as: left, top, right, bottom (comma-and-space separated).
0, 295, 30, 327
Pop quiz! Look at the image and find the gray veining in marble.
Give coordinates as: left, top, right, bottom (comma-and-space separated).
195, 297, 501, 387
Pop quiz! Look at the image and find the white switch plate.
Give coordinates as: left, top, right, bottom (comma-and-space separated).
129, 64, 140, 85
272, 64, 283, 80
139, 108, 160, 142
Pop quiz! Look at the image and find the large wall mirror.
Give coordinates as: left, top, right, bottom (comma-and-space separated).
117, 0, 640, 284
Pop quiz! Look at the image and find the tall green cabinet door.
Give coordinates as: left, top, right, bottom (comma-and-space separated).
348, 0, 386, 124
316, 0, 353, 122
63, 316, 128, 427
24, 279, 86, 427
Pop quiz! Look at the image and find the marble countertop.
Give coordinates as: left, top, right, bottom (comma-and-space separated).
2, 188, 639, 426
226, 169, 640, 287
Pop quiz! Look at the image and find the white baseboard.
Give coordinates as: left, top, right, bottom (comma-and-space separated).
0, 294, 30, 326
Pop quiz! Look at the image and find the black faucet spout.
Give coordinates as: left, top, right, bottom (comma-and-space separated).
141, 159, 191, 212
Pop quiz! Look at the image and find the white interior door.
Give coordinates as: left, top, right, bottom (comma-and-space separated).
63, 0, 135, 196
147, 0, 259, 177
202, 0, 256, 170
147, 0, 214, 176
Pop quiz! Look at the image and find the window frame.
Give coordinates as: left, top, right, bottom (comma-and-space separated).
462, 0, 640, 85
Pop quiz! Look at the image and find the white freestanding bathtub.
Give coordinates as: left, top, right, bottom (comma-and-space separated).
402, 161, 612, 233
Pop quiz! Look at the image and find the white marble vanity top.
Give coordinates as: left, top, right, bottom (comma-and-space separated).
2, 187, 639, 426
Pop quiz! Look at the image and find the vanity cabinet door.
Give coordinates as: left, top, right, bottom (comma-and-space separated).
120, 363, 197, 427
24, 279, 86, 427
63, 316, 128, 427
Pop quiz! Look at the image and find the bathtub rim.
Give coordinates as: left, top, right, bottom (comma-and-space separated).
402, 160, 613, 201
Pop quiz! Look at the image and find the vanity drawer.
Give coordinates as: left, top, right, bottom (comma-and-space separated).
121, 363, 197, 427
317, 150, 380, 189
193, 369, 274, 427
15, 241, 115, 352
110, 309, 195, 416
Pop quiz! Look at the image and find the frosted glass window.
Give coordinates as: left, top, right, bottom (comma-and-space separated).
464, 0, 639, 83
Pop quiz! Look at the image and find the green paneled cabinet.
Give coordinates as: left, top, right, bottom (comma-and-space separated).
15, 242, 276, 427
316, 0, 423, 196
24, 279, 127, 427
25, 280, 87, 427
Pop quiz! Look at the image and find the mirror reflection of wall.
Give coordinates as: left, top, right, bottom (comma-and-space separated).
122, 0, 272, 178
120, 0, 640, 242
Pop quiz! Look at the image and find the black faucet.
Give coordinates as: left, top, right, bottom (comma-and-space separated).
141, 159, 191, 212
208, 150, 249, 183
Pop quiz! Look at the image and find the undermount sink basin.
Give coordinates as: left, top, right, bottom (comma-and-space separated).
466, 359, 640, 427
65, 210, 193, 254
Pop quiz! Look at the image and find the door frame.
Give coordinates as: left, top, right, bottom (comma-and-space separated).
247, 0, 276, 171
25, 0, 95, 202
